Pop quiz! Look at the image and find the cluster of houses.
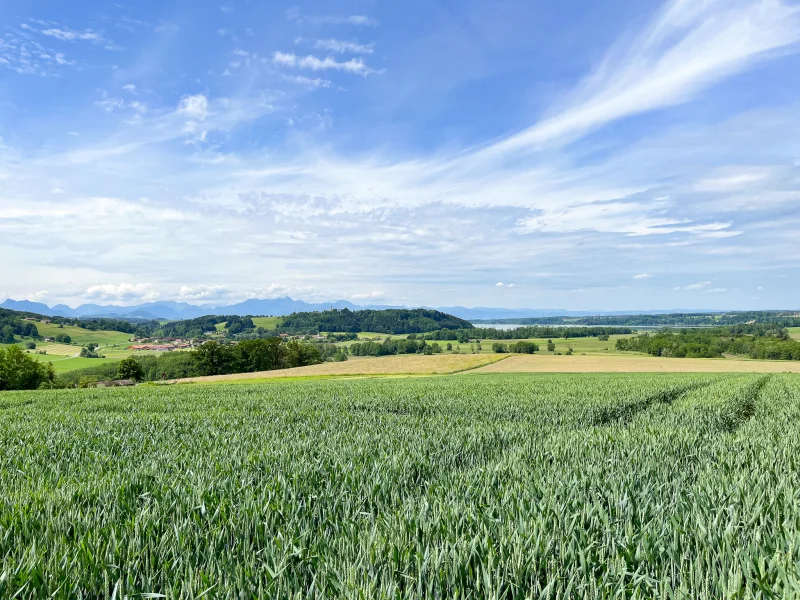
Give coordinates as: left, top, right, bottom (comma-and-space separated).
127, 338, 201, 352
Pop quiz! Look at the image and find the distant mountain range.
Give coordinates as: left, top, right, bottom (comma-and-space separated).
0, 297, 725, 322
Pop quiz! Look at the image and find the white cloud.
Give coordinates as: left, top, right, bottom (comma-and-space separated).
313, 39, 374, 54
287, 11, 378, 27
351, 291, 384, 300
23, 291, 50, 303
40, 27, 106, 43
517, 200, 734, 237
495, 282, 519, 288
94, 91, 147, 114
178, 94, 210, 120
122, 84, 137, 93
95, 96, 124, 113
179, 285, 230, 301
634, 273, 652, 279
272, 52, 378, 75
344, 16, 377, 26
675, 281, 712, 290
86, 283, 160, 303
694, 167, 775, 192
283, 74, 333, 88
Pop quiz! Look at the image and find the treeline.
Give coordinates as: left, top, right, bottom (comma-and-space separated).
55, 339, 325, 388
349, 339, 444, 357
279, 309, 472, 335
475, 311, 800, 328
421, 326, 631, 341
616, 326, 800, 360
61, 315, 255, 340
0, 309, 40, 343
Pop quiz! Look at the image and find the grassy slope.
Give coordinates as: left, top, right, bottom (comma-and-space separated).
34, 322, 132, 346
251, 316, 282, 329
789, 327, 800, 341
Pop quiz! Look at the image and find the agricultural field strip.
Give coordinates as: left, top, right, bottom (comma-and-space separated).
0, 374, 797, 597
473, 354, 800, 373
178, 354, 508, 383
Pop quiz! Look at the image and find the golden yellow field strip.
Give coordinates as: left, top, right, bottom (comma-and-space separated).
471, 354, 800, 373
180, 354, 509, 383
31, 343, 79, 357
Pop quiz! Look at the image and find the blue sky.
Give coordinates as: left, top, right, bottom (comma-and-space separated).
1, 0, 799, 310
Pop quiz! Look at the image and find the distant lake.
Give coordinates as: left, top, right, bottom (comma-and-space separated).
472, 323, 716, 330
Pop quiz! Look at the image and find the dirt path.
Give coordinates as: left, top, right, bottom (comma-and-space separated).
470, 354, 800, 373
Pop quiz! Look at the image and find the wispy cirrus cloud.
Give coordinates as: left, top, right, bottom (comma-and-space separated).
475, 0, 800, 157
40, 27, 106, 43
312, 39, 374, 54
675, 282, 712, 291
286, 9, 378, 27
272, 51, 379, 75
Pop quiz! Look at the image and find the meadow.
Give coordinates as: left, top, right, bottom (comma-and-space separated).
33, 322, 133, 347
790, 327, 800, 341
252, 316, 283, 330
335, 334, 632, 355
0, 373, 798, 597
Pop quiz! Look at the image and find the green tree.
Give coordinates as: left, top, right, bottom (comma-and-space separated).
193, 341, 236, 376
284, 340, 322, 368
117, 357, 144, 382
0, 345, 55, 390
1, 326, 15, 344
234, 338, 286, 372
547, 339, 556, 352
25, 341, 37, 350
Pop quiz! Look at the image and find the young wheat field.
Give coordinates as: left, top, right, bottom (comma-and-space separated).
0, 373, 798, 598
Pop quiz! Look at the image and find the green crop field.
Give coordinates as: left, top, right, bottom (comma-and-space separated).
46, 356, 121, 373
34, 322, 133, 347
0, 373, 798, 597
789, 327, 800, 341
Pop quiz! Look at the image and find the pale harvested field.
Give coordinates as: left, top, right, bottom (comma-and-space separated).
179, 354, 508, 383
471, 354, 800, 373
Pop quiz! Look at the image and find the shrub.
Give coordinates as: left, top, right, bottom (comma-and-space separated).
509, 341, 538, 354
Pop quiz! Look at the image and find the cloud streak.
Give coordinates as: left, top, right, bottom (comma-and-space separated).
313, 39, 374, 54
476, 0, 800, 157
272, 51, 379, 75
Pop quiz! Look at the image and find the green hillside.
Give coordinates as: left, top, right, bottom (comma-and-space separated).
35, 322, 133, 346
279, 308, 472, 334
